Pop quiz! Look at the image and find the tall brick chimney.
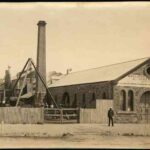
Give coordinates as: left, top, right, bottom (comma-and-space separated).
35, 20, 47, 107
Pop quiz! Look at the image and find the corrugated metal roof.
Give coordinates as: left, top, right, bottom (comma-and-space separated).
49, 57, 150, 87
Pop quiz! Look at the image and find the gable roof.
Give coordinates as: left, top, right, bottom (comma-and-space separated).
49, 57, 150, 88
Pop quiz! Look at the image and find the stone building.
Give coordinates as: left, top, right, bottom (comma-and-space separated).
49, 57, 150, 123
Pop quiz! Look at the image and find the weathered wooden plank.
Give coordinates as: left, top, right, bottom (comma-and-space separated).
0, 107, 44, 124
79, 99, 113, 124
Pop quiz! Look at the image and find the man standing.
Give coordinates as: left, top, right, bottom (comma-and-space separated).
108, 107, 114, 126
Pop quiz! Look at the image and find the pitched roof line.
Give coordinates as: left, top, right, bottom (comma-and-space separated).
68, 56, 150, 75
49, 56, 150, 87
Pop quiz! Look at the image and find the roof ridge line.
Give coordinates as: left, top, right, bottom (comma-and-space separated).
68, 56, 150, 75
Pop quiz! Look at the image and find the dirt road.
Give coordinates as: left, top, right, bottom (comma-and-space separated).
0, 123, 150, 137
0, 123, 150, 148
0, 135, 150, 148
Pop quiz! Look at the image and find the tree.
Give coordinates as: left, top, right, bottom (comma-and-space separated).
4, 68, 12, 90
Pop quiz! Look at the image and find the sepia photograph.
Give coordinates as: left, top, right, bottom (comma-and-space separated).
0, 1, 149, 149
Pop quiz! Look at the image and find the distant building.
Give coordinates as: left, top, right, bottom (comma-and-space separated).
47, 71, 64, 85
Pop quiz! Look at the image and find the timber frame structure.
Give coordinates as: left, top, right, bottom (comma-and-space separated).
11, 58, 59, 108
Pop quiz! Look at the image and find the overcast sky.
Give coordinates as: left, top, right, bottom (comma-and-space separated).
0, 2, 150, 79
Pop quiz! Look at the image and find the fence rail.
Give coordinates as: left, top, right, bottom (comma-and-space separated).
44, 108, 80, 124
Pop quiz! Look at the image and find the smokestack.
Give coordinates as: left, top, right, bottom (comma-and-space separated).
35, 20, 46, 107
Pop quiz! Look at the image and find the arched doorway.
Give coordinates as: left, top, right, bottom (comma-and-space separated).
62, 92, 70, 108
140, 91, 150, 123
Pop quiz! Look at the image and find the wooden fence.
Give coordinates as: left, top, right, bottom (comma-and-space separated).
0, 107, 44, 124
0, 100, 113, 124
80, 99, 113, 123
44, 108, 80, 123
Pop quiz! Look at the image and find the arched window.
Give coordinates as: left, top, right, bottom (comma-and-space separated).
82, 93, 86, 108
102, 92, 107, 99
128, 90, 134, 111
140, 91, 150, 104
92, 93, 96, 101
62, 92, 70, 108
72, 93, 77, 108
120, 90, 126, 111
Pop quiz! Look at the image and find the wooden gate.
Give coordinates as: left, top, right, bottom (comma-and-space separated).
44, 108, 80, 123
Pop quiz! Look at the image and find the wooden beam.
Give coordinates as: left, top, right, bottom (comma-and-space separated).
15, 60, 31, 107
30, 59, 59, 108
12, 58, 30, 94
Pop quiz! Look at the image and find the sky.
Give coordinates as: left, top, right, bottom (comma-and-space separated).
0, 2, 150, 79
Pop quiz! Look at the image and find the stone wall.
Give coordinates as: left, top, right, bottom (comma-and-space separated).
113, 85, 150, 111
113, 85, 150, 123
114, 112, 138, 123
49, 82, 113, 108
113, 62, 150, 113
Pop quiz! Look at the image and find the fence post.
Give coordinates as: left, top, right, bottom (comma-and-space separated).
77, 107, 80, 123
60, 109, 63, 124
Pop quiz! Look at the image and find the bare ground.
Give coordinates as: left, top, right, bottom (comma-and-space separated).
0, 123, 149, 148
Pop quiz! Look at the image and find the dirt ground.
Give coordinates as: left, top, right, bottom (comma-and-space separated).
0, 123, 149, 148
0, 135, 150, 148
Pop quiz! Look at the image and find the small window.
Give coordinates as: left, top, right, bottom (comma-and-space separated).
144, 65, 150, 78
